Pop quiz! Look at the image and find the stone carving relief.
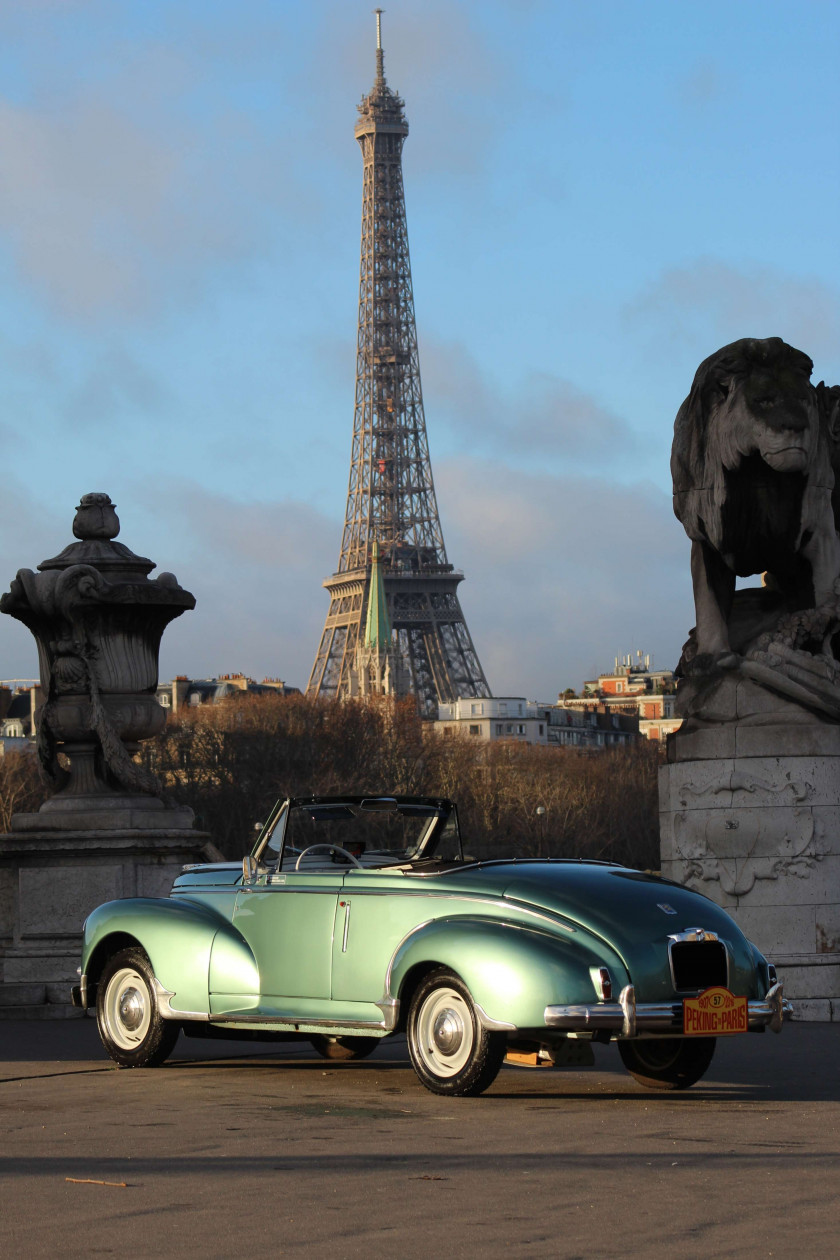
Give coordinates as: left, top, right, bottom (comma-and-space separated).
674, 807, 821, 896
678, 770, 812, 806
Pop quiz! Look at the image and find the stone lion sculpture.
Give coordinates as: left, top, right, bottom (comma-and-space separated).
671, 336, 840, 675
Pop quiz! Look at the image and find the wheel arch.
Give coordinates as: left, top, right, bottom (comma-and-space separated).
85, 931, 145, 1001
388, 915, 628, 1031
81, 897, 248, 1018
394, 961, 445, 1033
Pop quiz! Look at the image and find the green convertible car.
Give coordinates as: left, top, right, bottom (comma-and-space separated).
73, 795, 791, 1096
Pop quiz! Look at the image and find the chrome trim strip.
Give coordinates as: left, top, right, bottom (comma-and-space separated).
384, 917, 435, 997
765, 982, 790, 1034
667, 929, 729, 991
342, 901, 351, 953
383, 908, 575, 1007
209, 1013, 388, 1031
619, 984, 636, 1037
375, 996, 400, 1031
474, 1000, 516, 1032
667, 928, 720, 943
153, 978, 210, 1022
544, 982, 793, 1035
342, 887, 577, 933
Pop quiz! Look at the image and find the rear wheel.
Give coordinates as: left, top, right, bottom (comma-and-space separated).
618, 1037, 716, 1090
309, 1035, 380, 1061
96, 948, 180, 1068
406, 969, 506, 1097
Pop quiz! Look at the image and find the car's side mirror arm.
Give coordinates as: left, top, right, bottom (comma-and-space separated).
242, 854, 257, 882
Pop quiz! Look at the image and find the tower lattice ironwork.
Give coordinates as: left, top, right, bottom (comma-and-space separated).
307, 12, 491, 717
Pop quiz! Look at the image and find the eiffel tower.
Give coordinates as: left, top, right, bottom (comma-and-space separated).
306, 11, 491, 717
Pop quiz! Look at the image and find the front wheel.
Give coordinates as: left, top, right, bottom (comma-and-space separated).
406, 969, 506, 1097
310, 1035, 380, 1061
618, 1037, 716, 1090
96, 948, 180, 1068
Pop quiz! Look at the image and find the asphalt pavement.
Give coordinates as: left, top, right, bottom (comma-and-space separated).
1, 1017, 839, 1259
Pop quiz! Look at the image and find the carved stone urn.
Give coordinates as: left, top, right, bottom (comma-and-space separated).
0, 492, 195, 831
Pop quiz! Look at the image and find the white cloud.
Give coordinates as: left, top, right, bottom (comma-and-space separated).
629, 259, 840, 374
0, 36, 308, 321
678, 61, 725, 107
0, 463, 695, 703
0, 479, 72, 678
0, 98, 178, 317
133, 483, 339, 688
64, 349, 169, 428
421, 335, 637, 466
436, 456, 692, 697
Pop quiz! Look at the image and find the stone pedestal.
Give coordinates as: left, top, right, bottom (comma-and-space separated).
660, 721, 840, 1021
0, 827, 219, 1017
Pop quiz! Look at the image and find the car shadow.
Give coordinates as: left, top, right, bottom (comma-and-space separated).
2, 1020, 837, 1103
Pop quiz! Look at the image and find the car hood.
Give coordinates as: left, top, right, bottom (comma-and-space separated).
465, 861, 758, 996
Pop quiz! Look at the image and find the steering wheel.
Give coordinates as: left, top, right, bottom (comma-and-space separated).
295, 843, 363, 871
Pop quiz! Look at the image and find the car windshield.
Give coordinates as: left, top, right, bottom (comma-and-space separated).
256, 797, 461, 871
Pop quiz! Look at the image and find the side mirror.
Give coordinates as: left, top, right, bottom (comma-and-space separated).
242, 854, 257, 882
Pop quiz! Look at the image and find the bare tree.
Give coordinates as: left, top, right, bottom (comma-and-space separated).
0, 752, 49, 834
142, 695, 662, 869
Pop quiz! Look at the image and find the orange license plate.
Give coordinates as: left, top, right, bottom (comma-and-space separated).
683, 986, 748, 1036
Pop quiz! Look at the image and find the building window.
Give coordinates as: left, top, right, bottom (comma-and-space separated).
539, 724, 544, 736
495, 724, 502, 735
469, 724, 480, 736
499, 703, 507, 713
470, 703, 483, 716
505, 724, 512, 733
160, 693, 170, 707
189, 692, 200, 706
517, 724, 525, 735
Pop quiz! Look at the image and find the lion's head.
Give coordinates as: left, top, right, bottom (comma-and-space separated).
672, 337, 824, 494
670, 337, 839, 552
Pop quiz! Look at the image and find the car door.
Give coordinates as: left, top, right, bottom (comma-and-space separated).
331, 872, 433, 1003
231, 869, 342, 1004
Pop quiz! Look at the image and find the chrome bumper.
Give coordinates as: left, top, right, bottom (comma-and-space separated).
544, 982, 792, 1037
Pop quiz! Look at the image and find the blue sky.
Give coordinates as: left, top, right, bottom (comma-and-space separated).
0, 0, 838, 698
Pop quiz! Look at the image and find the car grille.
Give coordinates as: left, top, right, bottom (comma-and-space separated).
670, 941, 728, 991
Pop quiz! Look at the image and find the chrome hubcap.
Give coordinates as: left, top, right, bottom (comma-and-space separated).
118, 987, 145, 1032
415, 985, 475, 1078
432, 1008, 464, 1056
102, 966, 152, 1052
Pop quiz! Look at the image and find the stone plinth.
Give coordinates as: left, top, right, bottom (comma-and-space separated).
660, 723, 840, 1021
0, 828, 220, 1016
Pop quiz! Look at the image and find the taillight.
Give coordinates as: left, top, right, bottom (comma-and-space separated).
590, 966, 613, 1002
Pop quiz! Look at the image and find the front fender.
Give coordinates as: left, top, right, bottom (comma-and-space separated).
387, 916, 629, 1030
82, 898, 259, 1017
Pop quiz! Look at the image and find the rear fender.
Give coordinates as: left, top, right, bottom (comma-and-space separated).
387, 916, 629, 1030
82, 898, 259, 1017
